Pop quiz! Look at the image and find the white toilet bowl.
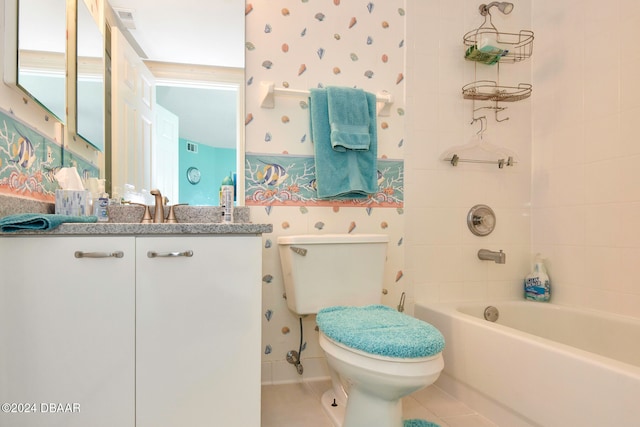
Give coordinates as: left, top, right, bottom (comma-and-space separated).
277, 235, 444, 427
319, 332, 444, 427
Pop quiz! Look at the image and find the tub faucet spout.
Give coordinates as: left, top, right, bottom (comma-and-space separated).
478, 249, 506, 264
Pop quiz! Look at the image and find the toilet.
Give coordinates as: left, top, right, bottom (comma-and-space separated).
278, 234, 445, 427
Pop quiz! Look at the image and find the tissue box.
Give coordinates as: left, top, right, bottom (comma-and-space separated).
55, 190, 91, 216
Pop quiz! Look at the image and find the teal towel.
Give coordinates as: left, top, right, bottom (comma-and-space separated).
404, 420, 441, 427
0, 213, 97, 232
316, 305, 445, 358
327, 86, 370, 151
309, 88, 378, 199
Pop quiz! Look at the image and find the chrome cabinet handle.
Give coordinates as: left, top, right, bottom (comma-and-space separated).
74, 251, 124, 259
147, 250, 193, 258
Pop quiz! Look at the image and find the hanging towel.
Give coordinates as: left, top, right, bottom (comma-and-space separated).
326, 86, 370, 151
309, 88, 378, 199
0, 213, 97, 232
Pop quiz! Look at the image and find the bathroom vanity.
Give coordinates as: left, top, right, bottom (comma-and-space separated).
0, 223, 270, 427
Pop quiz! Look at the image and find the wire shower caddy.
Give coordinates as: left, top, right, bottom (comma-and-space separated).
462, 8, 534, 104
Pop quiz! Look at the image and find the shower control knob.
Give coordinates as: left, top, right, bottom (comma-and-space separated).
467, 204, 496, 236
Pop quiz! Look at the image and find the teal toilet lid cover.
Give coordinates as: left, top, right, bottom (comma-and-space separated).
316, 305, 445, 358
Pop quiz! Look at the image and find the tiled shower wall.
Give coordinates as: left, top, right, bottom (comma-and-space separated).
530, 0, 640, 318
404, 0, 533, 307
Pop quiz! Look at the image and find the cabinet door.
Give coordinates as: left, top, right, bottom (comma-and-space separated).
0, 236, 135, 427
136, 236, 261, 427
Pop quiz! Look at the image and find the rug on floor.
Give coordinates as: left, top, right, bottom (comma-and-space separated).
404, 419, 440, 427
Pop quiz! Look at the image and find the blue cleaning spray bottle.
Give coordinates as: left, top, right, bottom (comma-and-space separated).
524, 254, 550, 302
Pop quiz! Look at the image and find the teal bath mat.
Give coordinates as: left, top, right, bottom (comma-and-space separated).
404, 420, 440, 427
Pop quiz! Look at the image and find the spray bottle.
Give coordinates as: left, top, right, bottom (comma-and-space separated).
221, 174, 234, 223
524, 254, 550, 302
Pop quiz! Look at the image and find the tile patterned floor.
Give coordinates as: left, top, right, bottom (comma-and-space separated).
261, 380, 498, 427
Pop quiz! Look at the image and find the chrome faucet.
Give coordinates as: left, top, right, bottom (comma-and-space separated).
150, 189, 165, 223
478, 249, 506, 264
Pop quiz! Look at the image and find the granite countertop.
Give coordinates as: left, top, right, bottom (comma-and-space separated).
0, 222, 272, 236
0, 195, 272, 236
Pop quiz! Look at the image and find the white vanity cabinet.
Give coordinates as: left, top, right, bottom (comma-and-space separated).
0, 236, 136, 427
135, 235, 262, 427
0, 233, 262, 427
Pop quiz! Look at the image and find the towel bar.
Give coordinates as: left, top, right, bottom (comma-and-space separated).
258, 81, 394, 116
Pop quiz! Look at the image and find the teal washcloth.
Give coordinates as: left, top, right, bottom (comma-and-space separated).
309, 88, 378, 199
0, 213, 98, 232
327, 86, 371, 151
404, 420, 441, 427
316, 305, 445, 358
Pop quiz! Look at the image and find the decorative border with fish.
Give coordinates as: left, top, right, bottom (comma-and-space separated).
245, 152, 403, 207
0, 108, 99, 201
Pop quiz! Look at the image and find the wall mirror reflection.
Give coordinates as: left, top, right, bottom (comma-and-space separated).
76, 0, 105, 151
156, 79, 240, 206
14, 0, 67, 123
106, 0, 245, 207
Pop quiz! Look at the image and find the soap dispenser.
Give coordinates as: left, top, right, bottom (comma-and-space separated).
524, 254, 550, 302
88, 178, 109, 222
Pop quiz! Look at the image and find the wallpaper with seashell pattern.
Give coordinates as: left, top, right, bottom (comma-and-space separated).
0, 108, 99, 201
245, 0, 408, 383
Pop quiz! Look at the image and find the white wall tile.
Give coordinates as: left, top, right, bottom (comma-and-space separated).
531, 0, 640, 319
406, 0, 532, 309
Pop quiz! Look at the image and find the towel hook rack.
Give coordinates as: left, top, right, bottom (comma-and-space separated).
471, 115, 487, 137
258, 81, 394, 116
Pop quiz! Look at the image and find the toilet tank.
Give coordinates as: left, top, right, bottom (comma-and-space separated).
277, 234, 388, 315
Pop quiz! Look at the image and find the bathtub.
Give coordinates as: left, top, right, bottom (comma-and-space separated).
414, 301, 640, 427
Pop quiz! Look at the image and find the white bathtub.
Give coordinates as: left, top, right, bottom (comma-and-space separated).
415, 301, 640, 427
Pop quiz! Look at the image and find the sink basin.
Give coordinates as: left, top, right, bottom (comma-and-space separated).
107, 205, 146, 223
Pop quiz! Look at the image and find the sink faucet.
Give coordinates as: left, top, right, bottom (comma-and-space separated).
150, 189, 165, 223
478, 249, 506, 264
165, 203, 188, 224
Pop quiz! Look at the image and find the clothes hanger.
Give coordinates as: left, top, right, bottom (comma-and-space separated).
440, 117, 518, 168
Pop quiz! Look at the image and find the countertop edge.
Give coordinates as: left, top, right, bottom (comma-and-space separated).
0, 222, 273, 236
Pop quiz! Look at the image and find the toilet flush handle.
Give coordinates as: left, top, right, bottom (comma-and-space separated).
397, 292, 406, 312
290, 246, 307, 256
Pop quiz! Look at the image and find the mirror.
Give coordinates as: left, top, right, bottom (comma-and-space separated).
10, 0, 67, 122
156, 79, 240, 206
76, 0, 105, 151
106, 0, 245, 206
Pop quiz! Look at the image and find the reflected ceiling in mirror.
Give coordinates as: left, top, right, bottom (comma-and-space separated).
17, 0, 67, 122
156, 83, 238, 150
108, 0, 244, 68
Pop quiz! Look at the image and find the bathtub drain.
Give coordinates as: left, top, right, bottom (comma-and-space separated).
483, 306, 499, 322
